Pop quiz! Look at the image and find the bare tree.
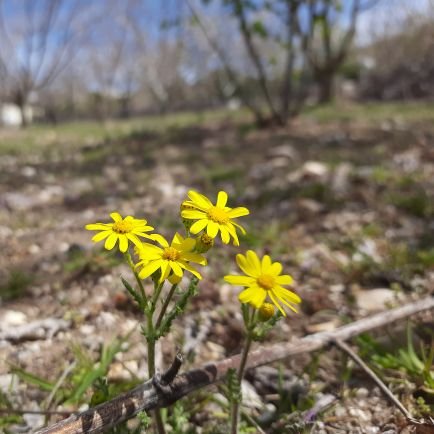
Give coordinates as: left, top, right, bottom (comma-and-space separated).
187, 0, 378, 125
306, 0, 378, 104
0, 0, 90, 126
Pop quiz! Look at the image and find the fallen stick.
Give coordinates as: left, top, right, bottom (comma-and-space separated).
36, 296, 434, 434
333, 339, 434, 431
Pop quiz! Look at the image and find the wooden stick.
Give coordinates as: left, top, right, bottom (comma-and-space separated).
35, 296, 434, 434
333, 339, 413, 419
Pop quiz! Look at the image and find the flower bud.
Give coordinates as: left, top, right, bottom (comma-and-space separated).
195, 233, 214, 253
258, 302, 275, 322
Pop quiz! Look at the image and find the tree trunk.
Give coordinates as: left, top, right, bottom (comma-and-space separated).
317, 73, 334, 104
18, 101, 28, 128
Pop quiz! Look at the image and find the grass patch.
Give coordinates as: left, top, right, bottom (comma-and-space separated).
304, 101, 434, 123
0, 270, 33, 301
0, 108, 250, 157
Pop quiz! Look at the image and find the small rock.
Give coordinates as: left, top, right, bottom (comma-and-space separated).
4, 192, 38, 211
349, 407, 371, 422
0, 374, 16, 392
0, 310, 28, 329
287, 161, 330, 183
331, 162, 353, 196
335, 406, 347, 418
268, 144, 299, 160
241, 380, 263, 409
28, 244, 41, 254
355, 288, 397, 312
355, 387, 369, 399
21, 166, 37, 177
297, 198, 324, 214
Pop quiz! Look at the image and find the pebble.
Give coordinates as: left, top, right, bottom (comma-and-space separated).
355, 288, 397, 312
355, 387, 369, 399
0, 310, 28, 329
28, 244, 41, 254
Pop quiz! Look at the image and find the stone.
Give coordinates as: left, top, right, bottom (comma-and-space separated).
332, 162, 353, 196
241, 380, 263, 409
268, 144, 299, 160
0, 310, 28, 329
355, 288, 397, 312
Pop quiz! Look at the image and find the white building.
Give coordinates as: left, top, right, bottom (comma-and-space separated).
0, 103, 33, 127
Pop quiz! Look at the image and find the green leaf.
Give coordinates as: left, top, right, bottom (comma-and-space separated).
10, 366, 55, 392
121, 277, 143, 308
251, 20, 268, 38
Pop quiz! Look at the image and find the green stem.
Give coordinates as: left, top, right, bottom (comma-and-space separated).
124, 252, 148, 309
155, 284, 178, 330
152, 282, 165, 308
145, 280, 166, 434
230, 306, 255, 434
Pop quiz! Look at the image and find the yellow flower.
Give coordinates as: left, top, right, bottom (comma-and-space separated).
181, 190, 249, 246
136, 233, 207, 283
85, 212, 163, 253
224, 250, 301, 316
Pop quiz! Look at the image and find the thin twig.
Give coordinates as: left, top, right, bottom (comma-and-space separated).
0, 409, 76, 416
44, 361, 77, 411
333, 339, 413, 419
35, 296, 434, 434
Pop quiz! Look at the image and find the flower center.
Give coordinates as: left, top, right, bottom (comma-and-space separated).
257, 274, 275, 290
162, 247, 181, 261
207, 206, 229, 224
112, 220, 134, 234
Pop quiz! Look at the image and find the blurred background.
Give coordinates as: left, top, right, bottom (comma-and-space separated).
0, 1, 433, 432
0, 0, 433, 126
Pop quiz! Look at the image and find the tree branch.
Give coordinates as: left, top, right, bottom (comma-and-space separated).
231, 0, 282, 124
185, 0, 264, 123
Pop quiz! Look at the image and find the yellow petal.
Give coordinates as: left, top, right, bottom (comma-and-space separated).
92, 230, 111, 242
190, 219, 208, 234
273, 286, 301, 305
119, 235, 129, 252
179, 261, 202, 280
138, 260, 162, 279
216, 191, 228, 208
268, 291, 286, 317
227, 207, 250, 218
206, 221, 219, 238
110, 212, 122, 222
170, 261, 183, 277
220, 226, 230, 244
105, 233, 118, 250
226, 224, 240, 246
246, 250, 261, 271
236, 253, 259, 277
261, 255, 272, 273
177, 237, 195, 252
126, 233, 143, 249
182, 252, 207, 265
159, 261, 171, 283
231, 221, 247, 235
269, 262, 283, 277
181, 210, 207, 220
86, 223, 111, 231
239, 286, 266, 307
172, 232, 184, 244
187, 191, 213, 210
147, 234, 168, 247
224, 275, 256, 286
275, 275, 294, 285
